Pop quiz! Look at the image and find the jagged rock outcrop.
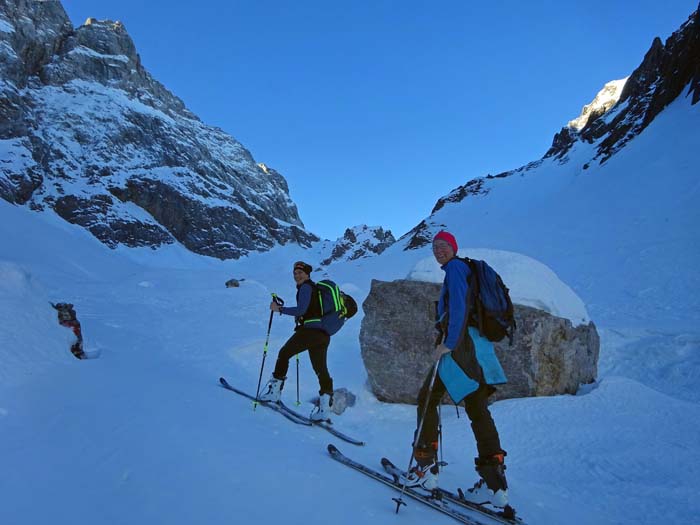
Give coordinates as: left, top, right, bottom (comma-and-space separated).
546, 9, 700, 163
0, 0, 317, 258
319, 225, 395, 266
428, 161, 543, 216
360, 279, 599, 404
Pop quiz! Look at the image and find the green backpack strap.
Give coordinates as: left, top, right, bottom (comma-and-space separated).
317, 280, 345, 316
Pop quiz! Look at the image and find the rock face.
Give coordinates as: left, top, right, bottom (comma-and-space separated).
319, 225, 395, 266
546, 9, 700, 163
0, 0, 317, 258
360, 279, 599, 404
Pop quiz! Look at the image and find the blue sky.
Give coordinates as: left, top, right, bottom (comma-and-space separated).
62, 0, 698, 241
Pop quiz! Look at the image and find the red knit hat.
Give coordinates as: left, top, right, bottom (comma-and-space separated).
433, 230, 458, 254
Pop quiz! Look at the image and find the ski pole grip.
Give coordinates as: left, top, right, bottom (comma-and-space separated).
271, 293, 284, 307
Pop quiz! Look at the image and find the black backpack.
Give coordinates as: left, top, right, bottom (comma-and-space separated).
51, 302, 77, 323
314, 280, 357, 335
460, 257, 516, 344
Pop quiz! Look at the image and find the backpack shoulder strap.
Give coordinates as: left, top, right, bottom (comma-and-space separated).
297, 280, 320, 322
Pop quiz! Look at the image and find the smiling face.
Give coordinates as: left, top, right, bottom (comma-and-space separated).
293, 268, 309, 285
432, 239, 455, 265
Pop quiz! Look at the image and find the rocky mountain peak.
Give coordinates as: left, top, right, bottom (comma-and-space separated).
546, 8, 700, 163
567, 78, 627, 131
319, 225, 396, 266
0, 0, 318, 259
81, 17, 133, 50
400, 7, 699, 252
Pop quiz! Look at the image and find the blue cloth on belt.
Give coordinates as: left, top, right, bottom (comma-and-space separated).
438, 327, 507, 404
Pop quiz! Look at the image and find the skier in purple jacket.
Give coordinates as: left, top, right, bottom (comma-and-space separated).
258, 261, 334, 422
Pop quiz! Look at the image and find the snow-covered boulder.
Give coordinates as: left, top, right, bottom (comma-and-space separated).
360, 250, 599, 403
407, 248, 590, 325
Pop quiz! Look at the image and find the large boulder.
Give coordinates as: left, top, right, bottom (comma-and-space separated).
360, 279, 599, 404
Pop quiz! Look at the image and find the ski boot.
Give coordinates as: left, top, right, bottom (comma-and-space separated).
258, 376, 284, 402
310, 393, 333, 422
460, 452, 515, 518
400, 442, 439, 491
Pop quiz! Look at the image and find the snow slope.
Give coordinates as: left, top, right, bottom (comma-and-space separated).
398, 90, 700, 336
1, 179, 698, 525
1, 35, 699, 524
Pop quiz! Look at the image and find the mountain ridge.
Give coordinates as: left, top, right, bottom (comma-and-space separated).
0, 0, 317, 259
400, 7, 699, 251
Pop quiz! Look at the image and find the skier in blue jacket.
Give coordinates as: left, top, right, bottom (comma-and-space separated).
402, 231, 511, 511
259, 261, 334, 422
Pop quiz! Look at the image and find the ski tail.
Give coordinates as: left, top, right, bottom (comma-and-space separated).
218, 377, 311, 426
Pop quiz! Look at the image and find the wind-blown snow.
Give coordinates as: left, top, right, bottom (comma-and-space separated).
68, 45, 130, 63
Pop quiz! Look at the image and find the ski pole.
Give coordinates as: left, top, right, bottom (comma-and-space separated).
295, 354, 301, 406
393, 360, 440, 513
438, 403, 444, 467
253, 293, 282, 409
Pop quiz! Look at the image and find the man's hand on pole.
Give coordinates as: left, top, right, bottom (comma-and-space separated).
270, 300, 282, 313
270, 293, 284, 313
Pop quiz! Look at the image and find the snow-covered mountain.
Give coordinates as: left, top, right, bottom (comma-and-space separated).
318, 225, 396, 266
566, 78, 628, 132
547, 10, 699, 164
1, 5, 699, 525
0, 0, 317, 259
399, 8, 700, 333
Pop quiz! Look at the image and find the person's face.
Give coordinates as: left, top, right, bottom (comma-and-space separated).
432, 239, 455, 265
293, 269, 308, 285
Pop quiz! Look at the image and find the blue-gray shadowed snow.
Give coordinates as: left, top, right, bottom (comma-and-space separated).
1, 4, 699, 525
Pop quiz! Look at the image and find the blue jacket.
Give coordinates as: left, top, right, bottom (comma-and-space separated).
437, 258, 470, 350
436, 257, 507, 403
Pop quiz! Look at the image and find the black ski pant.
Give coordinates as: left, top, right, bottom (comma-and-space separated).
416, 370, 503, 459
272, 328, 333, 395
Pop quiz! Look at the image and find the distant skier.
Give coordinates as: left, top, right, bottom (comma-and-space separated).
401, 231, 511, 510
259, 261, 335, 422
51, 302, 86, 360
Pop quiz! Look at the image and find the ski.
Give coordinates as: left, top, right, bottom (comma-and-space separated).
381, 457, 521, 524
281, 406, 365, 446
327, 444, 495, 525
219, 378, 364, 445
218, 377, 311, 426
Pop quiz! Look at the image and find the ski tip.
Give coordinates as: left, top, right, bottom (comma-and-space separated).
327, 443, 339, 455
219, 377, 228, 386
380, 457, 392, 466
